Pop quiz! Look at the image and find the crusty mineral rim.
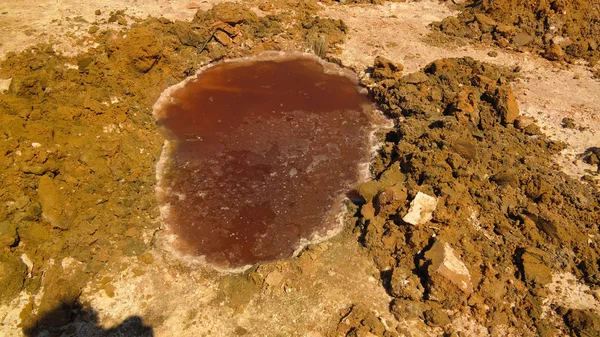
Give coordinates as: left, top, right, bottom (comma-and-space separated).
151, 51, 362, 121
152, 51, 392, 273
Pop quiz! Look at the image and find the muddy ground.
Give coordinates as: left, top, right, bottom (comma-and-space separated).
1, 0, 600, 336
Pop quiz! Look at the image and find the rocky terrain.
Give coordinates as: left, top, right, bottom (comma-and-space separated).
1, 0, 599, 336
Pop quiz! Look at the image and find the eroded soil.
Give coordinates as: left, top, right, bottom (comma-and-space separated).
1, 1, 600, 336
432, 0, 600, 75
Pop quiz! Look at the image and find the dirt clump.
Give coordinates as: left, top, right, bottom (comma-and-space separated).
582, 147, 600, 173
560, 308, 600, 337
331, 304, 391, 337
337, 55, 600, 335
0, 2, 350, 332
432, 0, 600, 68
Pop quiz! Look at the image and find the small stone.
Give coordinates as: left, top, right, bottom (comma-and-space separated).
563, 309, 600, 337
132, 268, 146, 276
487, 51, 499, 57
491, 170, 518, 187
186, 2, 200, 9
138, 252, 154, 265
358, 180, 382, 202
390, 298, 425, 321
88, 26, 100, 34
514, 116, 535, 130
424, 240, 473, 295
447, 89, 479, 125
102, 283, 116, 297
402, 192, 438, 226
360, 201, 376, 220
372, 56, 403, 80
258, 1, 272, 11
265, 270, 284, 287
519, 248, 552, 287
495, 87, 520, 125
583, 151, 599, 166
424, 309, 451, 327
375, 185, 407, 216
523, 123, 541, 135
38, 176, 71, 229
389, 267, 424, 300
124, 227, 138, 237
214, 30, 232, 46
512, 32, 534, 47
545, 44, 565, 61
95, 9, 101, 15
378, 162, 406, 186
474, 14, 497, 33
0, 221, 18, 247
494, 24, 516, 38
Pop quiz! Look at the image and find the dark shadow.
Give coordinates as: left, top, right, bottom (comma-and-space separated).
24, 300, 153, 337
379, 269, 394, 296
346, 189, 365, 205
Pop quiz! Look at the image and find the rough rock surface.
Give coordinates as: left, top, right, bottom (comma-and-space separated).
352, 55, 600, 335
432, 0, 600, 70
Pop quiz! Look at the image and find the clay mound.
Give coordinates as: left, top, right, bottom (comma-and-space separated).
433, 0, 600, 70
348, 55, 600, 335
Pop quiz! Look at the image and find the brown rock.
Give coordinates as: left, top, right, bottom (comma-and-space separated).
495, 87, 520, 124
545, 44, 565, 61
424, 309, 451, 327
390, 298, 425, 321
0, 255, 27, 304
514, 116, 535, 130
357, 180, 382, 202
372, 56, 403, 80
375, 185, 407, 216
0, 221, 18, 247
360, 201, 376, 220
512, 32, 534, 47
258, 1, 272, 11
519, 248, 552, 287
389, 267, 424, 300
214, 30, 232, 46
423, 240, 473, 302
563, 309, 600, 337
38, 176, 72, 229
494, 24, 516, 38
523, 123, 541, 135
450, 138, 477, 160
474, 14, 497, 33
447, 89, 479, 125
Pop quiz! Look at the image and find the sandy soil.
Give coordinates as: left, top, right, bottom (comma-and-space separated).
1, 1, 599, 336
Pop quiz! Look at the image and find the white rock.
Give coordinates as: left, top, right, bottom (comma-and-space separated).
425, 240, 473, 294
20, 254, 33, 278
402, 192, 438, 225
0, 78, 12, 93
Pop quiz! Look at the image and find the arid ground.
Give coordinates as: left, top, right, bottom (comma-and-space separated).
1, 1, 600, 336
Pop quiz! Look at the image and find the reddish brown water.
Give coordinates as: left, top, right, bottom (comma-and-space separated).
156, 56, 371, 268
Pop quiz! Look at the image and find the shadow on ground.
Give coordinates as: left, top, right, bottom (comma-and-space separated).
23, 300, 153, 337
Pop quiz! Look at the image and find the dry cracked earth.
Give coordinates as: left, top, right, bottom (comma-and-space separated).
1, 0, 600, 336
